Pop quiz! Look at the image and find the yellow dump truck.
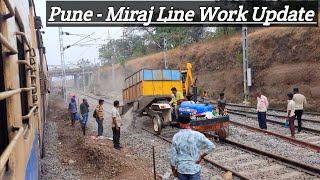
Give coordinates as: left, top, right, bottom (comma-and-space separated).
123, 69, 183, 103
122, 63, 230, 137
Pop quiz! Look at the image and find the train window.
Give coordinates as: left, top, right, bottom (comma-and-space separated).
17, 38, 29, 124
0, 44, 9, 158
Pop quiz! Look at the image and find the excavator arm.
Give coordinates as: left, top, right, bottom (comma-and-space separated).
182, 63, 194, 97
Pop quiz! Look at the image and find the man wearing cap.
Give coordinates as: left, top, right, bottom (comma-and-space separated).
171, 114, 215, 179
68, 97, 77, 126
80, 98, 90, 135
95, 99, 104, 138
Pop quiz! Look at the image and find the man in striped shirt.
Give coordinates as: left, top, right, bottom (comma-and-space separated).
95, 99, 104, 138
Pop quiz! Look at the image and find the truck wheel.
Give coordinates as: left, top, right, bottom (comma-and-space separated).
217, 127, 229, 140
153, 114, 162, 135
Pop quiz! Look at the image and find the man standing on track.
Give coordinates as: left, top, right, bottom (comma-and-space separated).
217, 93, 227, 115
171, 114, 215, 180
256, 91, 269, 129
287, 93, 296, 138
68, 97, 77, 127
80, 98, 89, 135
293, 88, 307, 133
95, 99, 104, 138
112, 100, 122, 150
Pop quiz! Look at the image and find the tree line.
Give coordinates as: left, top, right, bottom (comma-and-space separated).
98, 27, 241, 66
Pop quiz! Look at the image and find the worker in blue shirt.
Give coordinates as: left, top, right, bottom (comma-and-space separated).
171, 114, 215, 180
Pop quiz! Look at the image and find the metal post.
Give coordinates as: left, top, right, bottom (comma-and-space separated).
242, 26, 249, 103
112, 62, 115, 83
152, 146, 156, 180
164, 36, 168, 69
82, 66, 85, 92
93, 59, 96, 94
59, 27, 67, 102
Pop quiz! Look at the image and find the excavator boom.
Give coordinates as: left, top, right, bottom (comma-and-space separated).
182, 63, 194, 97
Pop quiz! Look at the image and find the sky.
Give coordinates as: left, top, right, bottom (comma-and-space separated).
34, 0, 122, 66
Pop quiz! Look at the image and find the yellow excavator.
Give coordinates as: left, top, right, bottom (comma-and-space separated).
181, 63, 197, 101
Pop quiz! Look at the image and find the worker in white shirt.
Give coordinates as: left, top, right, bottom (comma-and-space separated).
293, 88, 307, 133
112, 100, 122, 150
256, 91, 269, 129
287, 93, 296, 138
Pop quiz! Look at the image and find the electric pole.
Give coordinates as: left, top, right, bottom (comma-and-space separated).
242, 26, 250, 104
164, 36, 168, 69
59, 27, 67, 102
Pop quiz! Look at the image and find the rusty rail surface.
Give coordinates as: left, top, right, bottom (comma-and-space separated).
229, 120, 320, 152
68, 90, 113, 104
211, 102, 320, 116
229, 110, 320, 134
220, 138, 320, 176
142, 127, 251, 180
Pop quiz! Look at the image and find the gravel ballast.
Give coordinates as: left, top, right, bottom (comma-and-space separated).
229, 114, 320, 168
40, 122, 81, 180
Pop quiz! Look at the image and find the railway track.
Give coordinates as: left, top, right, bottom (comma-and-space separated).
69, 90, 114, 105
219, 103, 320, 116
228, 108, 320, 123
228, 109, 320, 133
69, 91, 320, 178
71, 90, 320, 150
142, 127, 320, 180
228, 110, 320, 149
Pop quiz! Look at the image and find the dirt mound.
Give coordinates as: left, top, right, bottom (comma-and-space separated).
47, 95, 156, 179
98, 27, 320, 112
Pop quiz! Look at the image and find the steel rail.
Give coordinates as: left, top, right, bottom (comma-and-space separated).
229, 120, 320, 152
0, 127, 24, 171
220, 138, 320, 176
211, 102, 320, 116
22, 106, 38, 120
141, 127, 251, 180
68, 90, 113, 104
229, 108, 320, 123
229, 110, 320, 134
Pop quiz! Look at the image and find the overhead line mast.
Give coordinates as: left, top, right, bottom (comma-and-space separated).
58, 27, 67, 102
